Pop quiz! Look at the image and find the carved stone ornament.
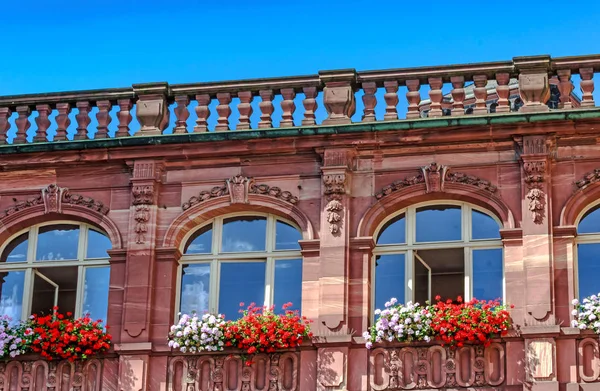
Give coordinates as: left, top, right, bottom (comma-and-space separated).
323, 173, 347, 235
575, 168, 600, 191
132, 185, 154, 205
182, 176, 299, 210
376, 164, 498, 199
523, 160, 547, 224
0, 184, 109, 219
131, 184, 155, 245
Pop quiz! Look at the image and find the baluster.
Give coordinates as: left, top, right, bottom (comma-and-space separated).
450, 76, 465, 116
0, 108, 11, 145
556, 69, 573, 109
116, 99, 133, 137
406, 79, 421, 119
95, 100, 112, 139
33, 104, 51, 142
428, 77, 443, 117
472, 75, 488, 115
302, 87, 318, 126
384, 81, 399, 120
237, 91, 253, 130
258, 90, 274, 129
580, 68, 595, 107
194, 94, 211, 132
174, 95, 190, 134
280, 88, 296, 127
215, 93, 232, 131
54, 103, 71, 141
15, 106, 31, 144
75, 102, 91, 140
361, 82, 377, 122
495, 73, 511, 113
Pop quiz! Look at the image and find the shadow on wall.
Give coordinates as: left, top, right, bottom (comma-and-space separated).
316, 349, 344, 389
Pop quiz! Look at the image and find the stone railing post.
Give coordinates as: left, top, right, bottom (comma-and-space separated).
133, 82, 170, 136
514, 55, 551, 112
319, 69, 357, 125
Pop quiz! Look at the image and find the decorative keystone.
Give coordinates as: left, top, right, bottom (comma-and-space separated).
133, 82, 170, 136
513, 55, 551, 113
319, 69, 357, 125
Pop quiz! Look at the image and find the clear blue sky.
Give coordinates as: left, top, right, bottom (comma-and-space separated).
2, 0, 600, 95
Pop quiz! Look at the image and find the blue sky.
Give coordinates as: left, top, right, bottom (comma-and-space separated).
2, 0, 600, 95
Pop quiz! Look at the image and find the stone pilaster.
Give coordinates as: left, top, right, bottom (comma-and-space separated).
118, 160, 164, 391
519, 135, 558, 391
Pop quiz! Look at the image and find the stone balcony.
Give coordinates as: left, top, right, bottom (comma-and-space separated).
0, 54, 598, 153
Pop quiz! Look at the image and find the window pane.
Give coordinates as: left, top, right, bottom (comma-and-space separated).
221, 217, 266, 252
473, 249, 503, 301
179, 264, 211, 315
1, 232, 28, 263
275, 221, 301, 250
416, 206, 461, 242
274, 259, 302, 313
579, 206, 600, 234
374, 254, 405, 312
184, 224, 213, 254
219, 262, 265, 320
83, 267, 110, 323
471, 210, 501, 240
86, 229, 111, 259
31, 266, 78, 315
377, 214, 406, 245
578, 243, 600, 299
0, 270, 25, 322
36, 224, 80, 261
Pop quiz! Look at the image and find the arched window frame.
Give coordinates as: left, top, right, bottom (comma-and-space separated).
0, 220, 111, 321
175, 212, 303, 320
574, 201, 600, 299
372, 201, 504, 310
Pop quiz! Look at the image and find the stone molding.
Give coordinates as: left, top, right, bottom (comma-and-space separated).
182, 175, 299, 211
0, 184, 109, 219
375, 163, 498, 200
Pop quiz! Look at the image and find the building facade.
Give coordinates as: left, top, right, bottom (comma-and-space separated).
0, 54, 599, 391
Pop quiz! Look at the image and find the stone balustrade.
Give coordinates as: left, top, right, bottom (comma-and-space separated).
167, 352, 300, 391
0, 357, 117, 391
0, 54, 598, 145
369, 343, 506, 390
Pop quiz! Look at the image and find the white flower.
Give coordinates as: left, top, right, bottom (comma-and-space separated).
572, 309, 579, 316
572, 299, 580, 306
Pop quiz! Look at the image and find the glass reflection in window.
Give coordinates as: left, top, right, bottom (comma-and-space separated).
374, 254, 405, 315
579, 206, 600, 234
1, 232, 28, 263
274, 259, 302, 313
0, 271, 25, 323
36, 224, 79, 261
471, 210, 501, 240
377, 214, 406, 245
179, 264, 211, 315
86, 229, 112, 258
275, 221, 302, 250
416, 205, 461, 242
222, 217, 266, 252
184, 224, 213, 254
83, 267, 110, 323
578, 243, 600, 299
472, 249, 503, 301
219, 262, 265, 320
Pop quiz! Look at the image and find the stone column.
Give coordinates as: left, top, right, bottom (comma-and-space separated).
519, 135, 559, 391
514, 55, 551, 113
133, 82, 170, 136
117, 159, 164, 391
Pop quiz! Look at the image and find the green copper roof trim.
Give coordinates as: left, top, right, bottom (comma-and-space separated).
1, 108, 600, 155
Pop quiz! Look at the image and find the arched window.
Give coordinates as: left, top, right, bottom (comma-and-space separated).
0, 222, 112, 323
576, 204, 600, 299
177, 213, 303, 320
373, 202, 503, 312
